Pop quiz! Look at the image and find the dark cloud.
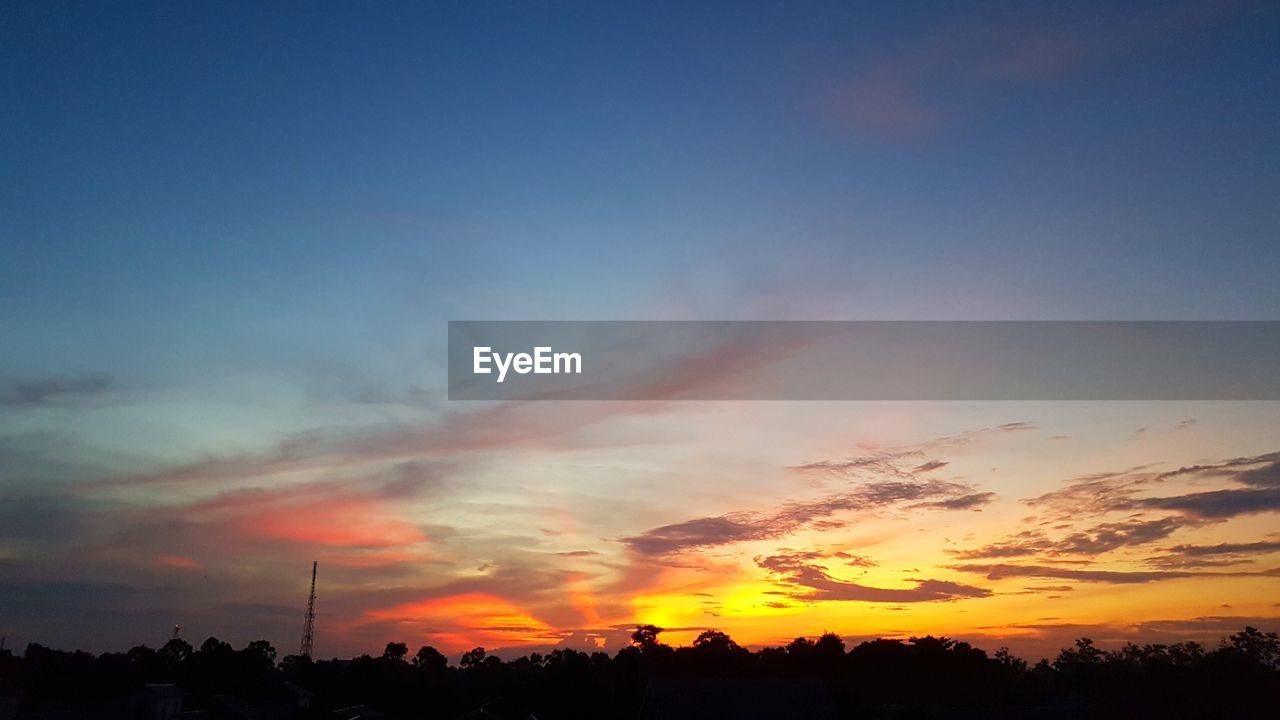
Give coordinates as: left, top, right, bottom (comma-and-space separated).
0, 493, 97, 547
624, 479, 987, 555
836, 551, 877, 568
947, 563, 1280, 585
1011, 584, 1075, 595
912, 460, 949, 473
947, 563, 1196, 584
0, 432, 126, 488
757, 551, 991, 603
1152, 452, 1280, 484
1164, 540, 1280, 557
912, 492, 996, 511
625, 516, 765, 556
378, 461, 444, 498
1134, 615, 1280, 635
791, 422, 1036, 482
791, 453, 918, 480
950, 530, 1052, 560
1235, 461, 1280, 488
959, 452, 1280, 568
1051, 517, 1191, 554
2, 375, 113, 407
1130, 487, 1280, 519
950, 517, 1193, 560
1147, 540, 1280, 569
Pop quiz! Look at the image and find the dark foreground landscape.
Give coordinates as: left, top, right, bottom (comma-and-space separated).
1, 625, 1277, 720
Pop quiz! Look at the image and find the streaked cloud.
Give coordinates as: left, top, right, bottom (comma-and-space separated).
2, 375, 113, 408
758, 550, 991, 603
947, 563, 1279, 584
624, 478, 989, 555
821, 0, 1240, 140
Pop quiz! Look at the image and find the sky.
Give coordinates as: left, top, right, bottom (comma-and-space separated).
2, 0, 1279, 661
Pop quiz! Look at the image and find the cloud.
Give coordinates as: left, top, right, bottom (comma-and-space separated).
624, 515, 774, 556
790, 422, 1036, 481
1147, 540, 1280, 569
1152, 453, 1280, 485
0, 493, 97, 548
947, 564, 1195, 584
624, 479, 988, 555
949, 530, 1053, 560
1235, 461, 1280, 488
1163, 540, 1280, 557
625, 425, 1023, 556
2, 375, 113, 407
361, 592, 560, 653
951, 517, 1194, 560
96, 329, 824, 493
820, 1, 1240, 140
952, 451, 1280, 565
1010, 584, 1075, 595
946, 563, 1279, 585
1052, 517, 1193, 554
911, 492, 996, 511
791, 453, 919, 480
1129, 487, 1280, 519
912, 460, 949, 473
757, 551, 991, 603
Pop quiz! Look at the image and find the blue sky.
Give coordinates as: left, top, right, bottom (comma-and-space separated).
2, 1, 1280, 658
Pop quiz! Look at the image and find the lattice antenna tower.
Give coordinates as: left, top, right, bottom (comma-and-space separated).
300, 561, 317, 658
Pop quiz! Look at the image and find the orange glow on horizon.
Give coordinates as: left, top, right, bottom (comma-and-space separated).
364, 592, 559, 653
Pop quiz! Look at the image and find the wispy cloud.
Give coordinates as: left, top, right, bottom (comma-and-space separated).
951, 517, 1195, 560
625, 425, 1024, 555
947, 563, 1279, 585
2, 375, 113, 408
758, 550, 991, 603
950, 451, 1280, 565
821, 1, 1240, 140
1147, 540, 1280, 569
624, 478, 988, 555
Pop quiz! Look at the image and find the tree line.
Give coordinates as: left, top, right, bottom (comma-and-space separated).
1, 625, 1277, 718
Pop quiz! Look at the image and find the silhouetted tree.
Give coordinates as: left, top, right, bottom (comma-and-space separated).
412, 644, 448, 671
382, 641, 409, 662
278, 652, 311, 673
244, 639, 276, 669
1227, 626, 1280, 668
159, 637, 192, 665
198, 636, 233, 657
459, 646, 487, 669
691, 629, 739, 652
1055, 636, 1105, 668
995, 646, 1028, 672
631, 624, 665, 650
6, 625, 1279, 719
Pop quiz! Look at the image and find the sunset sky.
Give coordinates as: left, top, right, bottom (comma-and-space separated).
3, 1, 1280, 661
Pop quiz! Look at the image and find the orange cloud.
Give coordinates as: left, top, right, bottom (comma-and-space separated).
365, 592, 558, 652
155, 554, 202, 570
243, 497, 426, 548
319, 549, 435, 568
